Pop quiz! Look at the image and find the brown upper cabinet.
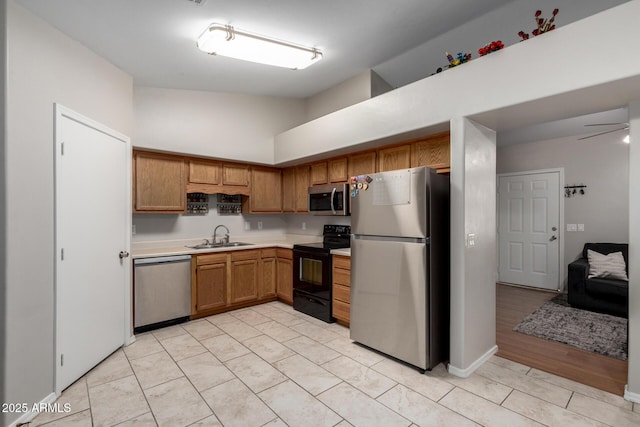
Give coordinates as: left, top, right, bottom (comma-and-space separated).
187, 159, 250, 196
282, 167, 296, 213
281, 165, 310, 213
133, 151, 186, 213
348, 151, 376, 177
222, 164, 250, 187
294, 165, 310, 212
248, 167, 282, 213
411, 131, 450, 172
328, 157, 349, 183
377, 144, 411, 172
310, 162, 328, 186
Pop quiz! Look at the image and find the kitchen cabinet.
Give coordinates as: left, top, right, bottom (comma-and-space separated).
310, 162, 328, 186
348, 151, 376, 177
187, 159, 251, 196
248, 167, 282, 213
230, 250, 260, 304
377, 144, 411, 172
276, 248, 293, 304
411, 131, 450, 173
328, 157, 349, 183
332, 255, 351, 325
223, 163, 250, 186
192, 253, 228, 315
294, 166, 310, 213
133, 151, 186, 213
259, 248, 277, 299
282, 167, 296, 213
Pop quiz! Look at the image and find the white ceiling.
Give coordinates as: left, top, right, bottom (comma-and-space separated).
15, 0, 518, 98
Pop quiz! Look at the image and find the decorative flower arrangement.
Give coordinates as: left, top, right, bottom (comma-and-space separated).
446, 51, 472, 68
478, 40, 504, 56
518, 8, 559, 40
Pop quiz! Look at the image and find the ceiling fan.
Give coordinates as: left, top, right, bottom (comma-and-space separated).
578, 122, 629, 140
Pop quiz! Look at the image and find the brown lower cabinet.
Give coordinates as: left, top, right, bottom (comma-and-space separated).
332, 255, 351, 325
192, 247, 293, 318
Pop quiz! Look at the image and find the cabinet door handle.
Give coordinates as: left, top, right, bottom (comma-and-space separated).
119, 251, 130, 259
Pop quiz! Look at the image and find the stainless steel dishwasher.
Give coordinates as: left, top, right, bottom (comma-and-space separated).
133, 255, 191, 333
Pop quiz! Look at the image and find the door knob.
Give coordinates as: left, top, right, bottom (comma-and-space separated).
119, 251, 130, 259
552, 226, 557, 231
550, 235, 557, 241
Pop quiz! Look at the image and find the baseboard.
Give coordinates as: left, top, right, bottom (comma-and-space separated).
448, 345, 498, 378
624, 385, 640, 403
8, 392, 57, 427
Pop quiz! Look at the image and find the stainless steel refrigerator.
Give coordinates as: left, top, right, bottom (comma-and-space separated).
350, 166, 449, 372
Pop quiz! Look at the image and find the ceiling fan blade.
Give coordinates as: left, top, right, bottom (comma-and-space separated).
578, 127, 628, 140
584, 122, 629, 127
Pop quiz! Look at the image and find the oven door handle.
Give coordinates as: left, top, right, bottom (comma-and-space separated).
330, 187, 336, 215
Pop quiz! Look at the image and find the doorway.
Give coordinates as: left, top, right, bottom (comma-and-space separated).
54, 105, 132, 393
497, 169, 563, 291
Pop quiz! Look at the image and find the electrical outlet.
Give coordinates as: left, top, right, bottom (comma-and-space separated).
132, 225, 136, 235
302, 222, 306, 230
244, 221, 251, 231
577, 223, 585, 231
258, 221, 263, 230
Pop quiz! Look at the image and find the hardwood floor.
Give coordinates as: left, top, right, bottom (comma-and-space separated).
496, 283, 628, 395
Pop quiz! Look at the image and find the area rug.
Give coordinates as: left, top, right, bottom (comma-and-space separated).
513, 293, 627, 360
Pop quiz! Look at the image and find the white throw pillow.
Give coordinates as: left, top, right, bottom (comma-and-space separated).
587, 249, 628, 281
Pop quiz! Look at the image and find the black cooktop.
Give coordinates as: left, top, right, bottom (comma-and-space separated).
294, 225, 351, 253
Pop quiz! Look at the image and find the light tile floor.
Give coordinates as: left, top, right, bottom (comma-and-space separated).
30, 301, 640, 427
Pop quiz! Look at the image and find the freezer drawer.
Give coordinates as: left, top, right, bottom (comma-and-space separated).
134, 255, 191, 330
350, 236, 429, 369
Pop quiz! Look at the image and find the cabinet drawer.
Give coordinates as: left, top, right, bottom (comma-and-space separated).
276, 248, 293, 260
333, 255, 351, 270
332, 299, 350, 323
333, 283, 350, 303
196, 253, 227, 266
333, 268, 350, 287
261, 248, 277, 258
231, 249, 260, 261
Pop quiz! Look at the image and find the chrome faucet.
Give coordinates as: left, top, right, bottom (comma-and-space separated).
213, 225, 230, 244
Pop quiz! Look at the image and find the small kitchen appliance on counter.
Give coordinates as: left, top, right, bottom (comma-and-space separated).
350, 166, 450, 372
292, 225, 351, 322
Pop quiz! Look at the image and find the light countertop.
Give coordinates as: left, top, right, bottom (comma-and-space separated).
132, 234, 323, 259
330, 248, 351, 257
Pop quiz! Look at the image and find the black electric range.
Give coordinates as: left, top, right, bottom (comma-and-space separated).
292, 225, 351, 322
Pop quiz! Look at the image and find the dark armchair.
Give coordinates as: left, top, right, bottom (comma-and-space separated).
567, 243, 628, 318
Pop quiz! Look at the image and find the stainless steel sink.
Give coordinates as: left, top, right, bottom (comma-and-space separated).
186, 242, 253, 250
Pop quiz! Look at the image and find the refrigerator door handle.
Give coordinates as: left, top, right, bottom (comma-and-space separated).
330, 187, 336, 215
353, 234, 429, 244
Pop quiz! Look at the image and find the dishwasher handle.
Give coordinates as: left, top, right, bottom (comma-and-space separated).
134, 255, 192, 265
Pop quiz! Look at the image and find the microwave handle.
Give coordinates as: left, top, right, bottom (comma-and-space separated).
330, 187, 336, 215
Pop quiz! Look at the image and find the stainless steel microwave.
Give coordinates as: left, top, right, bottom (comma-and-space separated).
308, 184, 350, 216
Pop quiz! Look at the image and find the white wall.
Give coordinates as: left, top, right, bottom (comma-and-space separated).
133, 87, 305, 165
4, 1, 133, 425
449, 117, 497, 375
274, 0, 640, 164
497, 134, 630, 289
305, 70, 392, 122
627, 100, 640, 398
374, 0, 629, 89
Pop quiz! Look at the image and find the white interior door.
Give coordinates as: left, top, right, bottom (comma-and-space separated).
55, 105, 131, 393
498, 170, 561, 290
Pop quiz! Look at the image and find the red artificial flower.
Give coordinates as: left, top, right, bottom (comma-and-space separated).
535, 10, 542, 17
553, 8, 559, 15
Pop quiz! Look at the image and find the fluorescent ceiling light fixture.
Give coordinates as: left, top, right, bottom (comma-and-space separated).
197, 24, 322, 70
623, 135, 630, 143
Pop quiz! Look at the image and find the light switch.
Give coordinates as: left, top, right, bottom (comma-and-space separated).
258, 221, 263, 230
302, 222, 306, 230
567, 224, 577, 232
466, 233, 476, 248
132, 225, 136, 235
577, 224, 585, 231
244, 221, 251, 231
